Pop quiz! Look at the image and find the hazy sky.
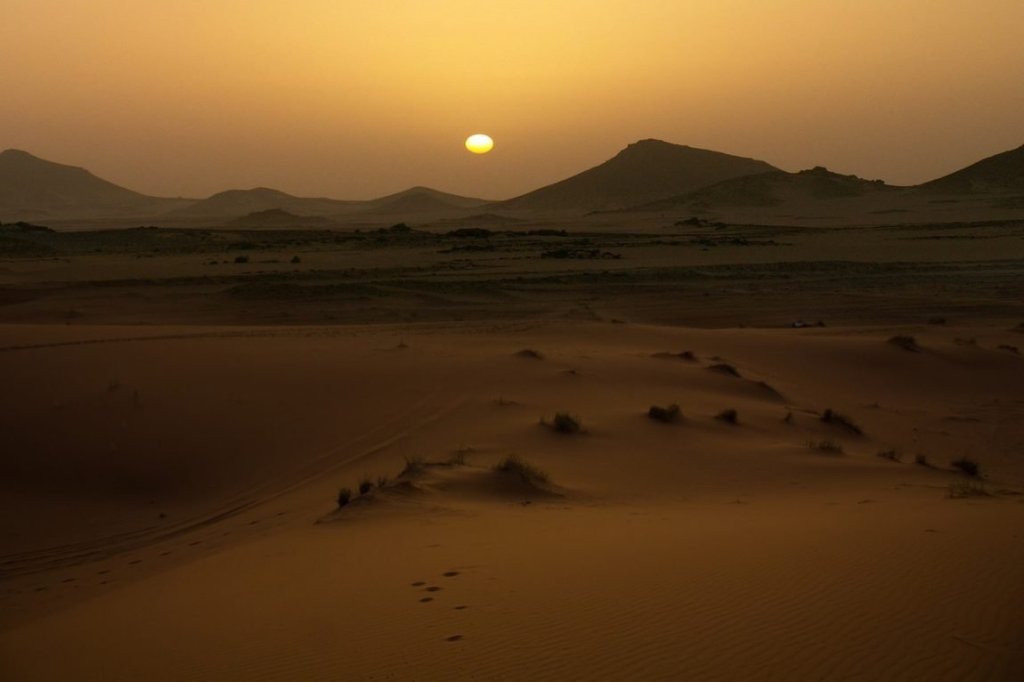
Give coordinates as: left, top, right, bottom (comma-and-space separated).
3, 1, 1022, 199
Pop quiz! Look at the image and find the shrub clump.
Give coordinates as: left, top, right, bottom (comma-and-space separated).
876, 449, 901, 462
647, 404, 681, 423
914, 454, 931, 467
515, 349, 544, 360
494, 455, 549, 484
358, 478, 373, 495
810, 439, 844, 454
951, 457, 980, 477
948, 480, 991, 499
337, 487, 352, 508
715, 409, 739, 425
546, 412, 582, 434
888, 335, 920, 352
707, 363, 741, 378
821, 409, 863, 435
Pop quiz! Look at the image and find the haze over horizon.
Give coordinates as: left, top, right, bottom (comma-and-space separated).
3, 1, 1022, 200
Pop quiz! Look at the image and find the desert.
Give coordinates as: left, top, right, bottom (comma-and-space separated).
3, 2, 1024, 679
3, 139, 1024, 680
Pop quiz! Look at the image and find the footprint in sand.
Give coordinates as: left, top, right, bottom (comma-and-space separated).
419, 597, 434, 603
442, 571, 460, 578
445, 635, 464, 642
454, 605, 469, 610
425, 586, 442, 592
128, 559, 142, 565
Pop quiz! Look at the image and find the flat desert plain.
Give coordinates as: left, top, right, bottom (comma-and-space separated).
2, 215, 1024, 680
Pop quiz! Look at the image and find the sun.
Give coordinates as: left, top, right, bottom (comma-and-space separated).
465, 134, 494, 154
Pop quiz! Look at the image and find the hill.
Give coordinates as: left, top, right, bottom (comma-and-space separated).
498, 139, 778, 211
226, 208, 337, 228
918, 144, 1024, 194
0, 149, 185, 221
641, 166, 900, 210
360, 186, 488, 214
166, 187, 357, 220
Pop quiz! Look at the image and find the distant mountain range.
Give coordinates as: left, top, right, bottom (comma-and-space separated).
1, 140, 1022, 224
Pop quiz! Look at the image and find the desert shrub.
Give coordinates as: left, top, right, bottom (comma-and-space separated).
782, 411, 794, 424
708, 363, 741, 377
888, 335, 920, 352
914, 454, 930, 467
290, 255, 301, 264
715, 409, 739, 424
515, 349, 544, 360
494, 455, 548, 484
810, 439, 844, 454
948, 480, 991, 498
647, 404, 681, 423
821, 409, 863, 435
375, 475, 389, 488
547, 412, 582, 434
358, 478, 373, 495
951, 457, 980, 477
997, 344, 1020, 355
876, 449, 901, 462
233, 255, 249, 264
337, 487, 352, 508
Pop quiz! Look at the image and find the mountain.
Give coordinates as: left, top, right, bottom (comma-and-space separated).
166, 187, 357, 219
918, 144, 1024, 194
641, 166, 900, 210
0, 149, 186, 221
498, 139, 778, 211
361, 186, 487, 214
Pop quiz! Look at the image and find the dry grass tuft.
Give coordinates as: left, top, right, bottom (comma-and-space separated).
888, 335, 921, 352
948, 480, 991, 499
951, 456, 980, 477
876, 449, 901, 462
821, 408, 863, 435
336, 487, 352, 508
544, 412, 583, 434
494, 455, 549, 484
647, 404, 681, 423
810, 439, 844, 454
707, 363, 741, 378
715, 408, 739, 424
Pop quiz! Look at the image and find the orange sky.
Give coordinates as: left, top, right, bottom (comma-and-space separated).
2, 0, 1022, 199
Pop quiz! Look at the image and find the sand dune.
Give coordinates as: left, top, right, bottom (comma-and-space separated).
2, 321, 1022, 680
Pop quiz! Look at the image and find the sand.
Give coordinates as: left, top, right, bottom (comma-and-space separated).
2, 320, 1023, 680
